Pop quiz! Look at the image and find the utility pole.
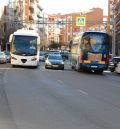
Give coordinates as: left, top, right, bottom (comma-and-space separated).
43, 13, 45, 50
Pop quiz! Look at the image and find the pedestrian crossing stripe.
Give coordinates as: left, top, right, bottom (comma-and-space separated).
76, 16, 86, 26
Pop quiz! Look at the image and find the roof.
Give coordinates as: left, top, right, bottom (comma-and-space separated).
14, 29, 39, 37
84, 31, 107, 34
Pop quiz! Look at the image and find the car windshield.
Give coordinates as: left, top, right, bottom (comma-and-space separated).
40, 53, 44, 56
5, 51, 10, 56
48, 55, 62, 60
113, 57, 120, 62
0, 52, 4, 56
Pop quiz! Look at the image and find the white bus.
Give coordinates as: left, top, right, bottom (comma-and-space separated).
9, 29, 40, 68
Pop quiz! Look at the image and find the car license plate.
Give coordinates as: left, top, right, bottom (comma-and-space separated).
91, 66, 98, 68
53, 65, 59, 67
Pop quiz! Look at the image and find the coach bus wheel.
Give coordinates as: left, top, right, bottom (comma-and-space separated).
75, 64, 80, 72
94, 70, 103, 74
12, 65, 16, 68
71, 65, 74, 69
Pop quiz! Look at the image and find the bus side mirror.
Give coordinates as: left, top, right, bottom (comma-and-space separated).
9, 34, 13, 43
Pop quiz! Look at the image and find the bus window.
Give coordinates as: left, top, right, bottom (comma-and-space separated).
81, 32, 109, 53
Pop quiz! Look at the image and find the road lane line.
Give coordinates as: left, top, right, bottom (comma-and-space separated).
0, 68, 23, 70
57, 80, 63, 84
77, 89, 88, 96
104, 70, 111, 73
0, 68, 10, 69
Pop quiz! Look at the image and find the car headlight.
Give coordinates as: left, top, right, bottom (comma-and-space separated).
110, 63, 114, 66
61, 62, 64, 64
46, 60, 51, 65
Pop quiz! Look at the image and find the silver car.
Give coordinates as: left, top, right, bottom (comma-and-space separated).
115, 62, 120, 73
5, 51, 11, 63
45, 54, 64, 70
0, 52, 7, 63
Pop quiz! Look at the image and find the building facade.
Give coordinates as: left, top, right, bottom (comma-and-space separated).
113, 0, 120, 55
108, 0, 113, 34
47, 14, 60, 48
108, 0, 120, 55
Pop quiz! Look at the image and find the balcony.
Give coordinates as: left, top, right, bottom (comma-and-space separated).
30, 0, 34, 3
37, 12, 43, 18
37, 4, 43, 11
114, 1, 120, 11
29, 7, 34, 14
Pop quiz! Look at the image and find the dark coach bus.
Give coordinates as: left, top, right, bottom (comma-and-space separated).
70, 31, 110, 73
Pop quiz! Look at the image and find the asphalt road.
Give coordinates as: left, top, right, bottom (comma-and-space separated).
0, 62, 120, 129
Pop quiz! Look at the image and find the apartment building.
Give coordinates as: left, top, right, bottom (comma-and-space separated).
108, 0, 113, 31
47, 14, 60, 47
0, 2, 6, 47
0, 7, 4, 44
0, 2, 12, 50
10, 0, 43, 30
113, 0, 120, 55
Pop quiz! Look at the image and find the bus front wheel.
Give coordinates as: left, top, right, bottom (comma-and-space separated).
75, 61, 82, 72
94, 70, 103, 74
12, 65, 16, 68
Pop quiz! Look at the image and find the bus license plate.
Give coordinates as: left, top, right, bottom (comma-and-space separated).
91, 66, 98, 68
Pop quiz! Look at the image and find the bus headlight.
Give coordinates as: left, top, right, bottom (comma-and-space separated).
11, 56, 17, 60
31, 57, 37, 61
61, 62, 64, 64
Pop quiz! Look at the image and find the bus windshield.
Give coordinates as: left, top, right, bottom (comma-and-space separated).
81, 32, 109, 53
11, 35, 37, 56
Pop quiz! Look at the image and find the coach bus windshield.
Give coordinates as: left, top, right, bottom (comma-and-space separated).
81, 32, 109, 53
11, 35, 37, 56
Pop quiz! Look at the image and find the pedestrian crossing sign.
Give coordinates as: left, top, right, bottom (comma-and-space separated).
76, 16, 86, 26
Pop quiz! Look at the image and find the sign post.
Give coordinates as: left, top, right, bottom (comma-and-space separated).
76, 16, 86, 27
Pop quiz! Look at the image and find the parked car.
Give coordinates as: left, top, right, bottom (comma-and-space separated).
0, 52, 7, 63
45, 54, 64, 70
39, 52, 45, 61
60, 51, 69, 60
5, 51, 11, 63
108, 56, 120, 72
115, 62, 120, 73
48, 50, 61, 55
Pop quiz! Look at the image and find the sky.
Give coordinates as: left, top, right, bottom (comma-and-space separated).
0, 0, 108, 17
40, 0, 108, 16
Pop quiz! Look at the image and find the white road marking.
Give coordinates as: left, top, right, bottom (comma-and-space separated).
0, 68, 23, 70
77, 89, 88, 96
57, 80, 63, 84
104, 70, 111, 73
0, 68, 11, 70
